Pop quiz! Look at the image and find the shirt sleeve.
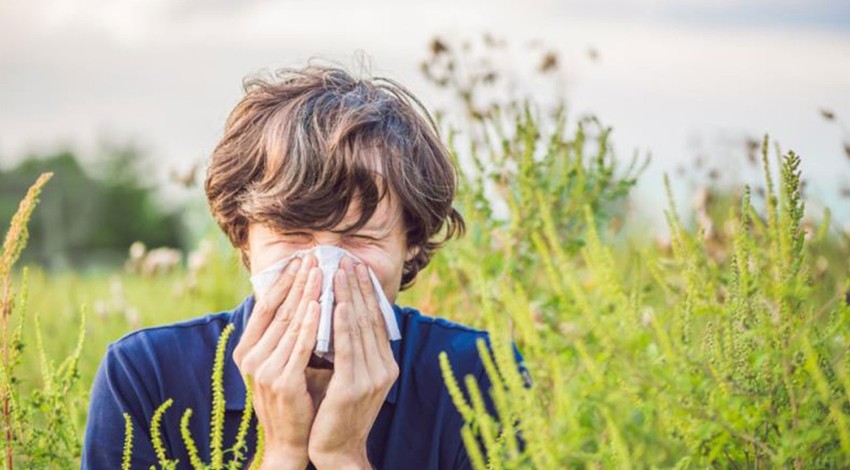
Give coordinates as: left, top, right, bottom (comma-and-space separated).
452, 340, 532, 470
81, 341, 160, 470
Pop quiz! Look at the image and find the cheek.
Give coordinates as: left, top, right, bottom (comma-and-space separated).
348, 247, 392, 278
249, 244, 299, 275
349, 248, 405, 300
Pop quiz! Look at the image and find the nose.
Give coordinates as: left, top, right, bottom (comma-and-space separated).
303, 239, 362, 265
309, 233, 343, 248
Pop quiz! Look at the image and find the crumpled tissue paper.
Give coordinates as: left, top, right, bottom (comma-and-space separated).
249, 245, 401, 363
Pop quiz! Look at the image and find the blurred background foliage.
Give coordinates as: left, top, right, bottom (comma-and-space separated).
0, 144, 187, 271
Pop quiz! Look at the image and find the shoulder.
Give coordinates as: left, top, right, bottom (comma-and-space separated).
105, 311, 233, 363
395, 305, 532, 390
84, 309, 240, 467
97, 309, 237, 406
395, 306, 492, 383
397, 305, 489, 349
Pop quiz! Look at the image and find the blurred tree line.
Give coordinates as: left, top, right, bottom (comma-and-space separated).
0, 144, 187, 271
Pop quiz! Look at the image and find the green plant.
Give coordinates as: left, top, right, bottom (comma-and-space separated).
0, 173, 89, 468
438, 136, 850, 468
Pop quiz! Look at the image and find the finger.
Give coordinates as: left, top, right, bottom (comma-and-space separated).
341, 258, 373, 352
332, 278, 359, 383
237, 256, 303, 353
333, 262, 352, 304
255, 265, 321, 362
355, 263, 392, 364
280, 253, 316, 317
283, 300, 321, 373
247, 254, 314, 360
338, 270, 370, 386
341, 257, 369, 323
344, 260, 382, 374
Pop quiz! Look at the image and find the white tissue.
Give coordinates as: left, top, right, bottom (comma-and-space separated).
249, 245, 401, 362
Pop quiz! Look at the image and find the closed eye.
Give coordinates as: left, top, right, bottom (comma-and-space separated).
347, 234, 379, 242
281, 232, 311, 239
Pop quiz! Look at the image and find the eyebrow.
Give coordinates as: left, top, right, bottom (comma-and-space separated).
356, 222, 390, 236
358, 209, 395, 230
285, 217, 390, 236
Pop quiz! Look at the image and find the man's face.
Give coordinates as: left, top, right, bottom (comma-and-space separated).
245, 191, 416, 305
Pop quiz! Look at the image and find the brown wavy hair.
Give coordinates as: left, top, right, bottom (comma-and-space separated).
204, 63, 465, 290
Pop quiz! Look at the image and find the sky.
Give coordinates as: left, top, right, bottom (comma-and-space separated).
1, 0, 849, 227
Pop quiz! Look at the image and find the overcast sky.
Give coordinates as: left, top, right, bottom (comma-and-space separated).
2, 0, 849, 225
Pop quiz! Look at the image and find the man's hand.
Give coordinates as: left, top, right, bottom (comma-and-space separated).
233, 254, 323, 470
308, 256, 400, 470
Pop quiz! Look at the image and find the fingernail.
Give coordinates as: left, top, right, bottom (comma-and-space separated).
289, 258, 302, 273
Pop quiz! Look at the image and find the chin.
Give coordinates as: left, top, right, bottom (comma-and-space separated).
308, 353, 335, 370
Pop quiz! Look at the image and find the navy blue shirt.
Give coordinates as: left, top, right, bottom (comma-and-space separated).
82, 294, 530, 469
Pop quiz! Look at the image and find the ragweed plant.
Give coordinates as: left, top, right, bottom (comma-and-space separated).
436, 135, 850, 468
0, 173, 88, 468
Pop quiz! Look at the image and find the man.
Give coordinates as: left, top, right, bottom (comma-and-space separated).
82, 64, 529, 469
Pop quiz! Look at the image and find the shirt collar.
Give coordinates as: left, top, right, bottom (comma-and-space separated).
223, 294, 402, 410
